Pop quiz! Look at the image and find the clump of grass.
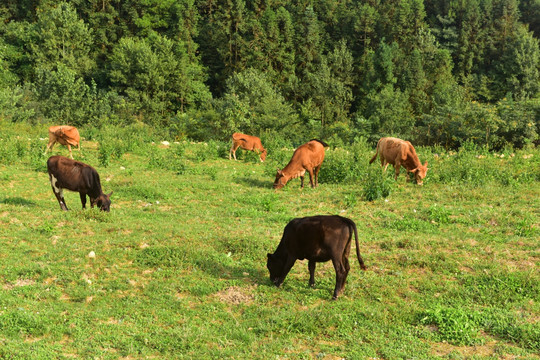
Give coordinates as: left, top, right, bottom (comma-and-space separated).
362, 168, 395, 201
418, 306, 484, 346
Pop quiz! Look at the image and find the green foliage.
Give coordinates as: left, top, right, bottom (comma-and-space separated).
362, 167, 395, 201
0, 122, 538, 358
419, 306, 484, 346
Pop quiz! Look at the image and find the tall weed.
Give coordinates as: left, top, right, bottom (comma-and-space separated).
362, 167, 395, 201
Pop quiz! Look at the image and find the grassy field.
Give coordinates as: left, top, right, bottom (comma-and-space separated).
0, 123, 539, 359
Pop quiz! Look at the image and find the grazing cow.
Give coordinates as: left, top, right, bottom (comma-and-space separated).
44, 125, 81, 159
47, 156, 112, 212
267, 215, 367, 300
369, 137, 428, 185
229, 133, 267, 162
273, 139, 328, 189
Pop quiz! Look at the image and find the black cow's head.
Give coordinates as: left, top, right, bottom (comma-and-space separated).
93, 191, 113, 212
267, 253, 285, 287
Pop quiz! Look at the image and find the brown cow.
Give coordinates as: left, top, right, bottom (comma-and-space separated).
369, 137, 428, 185
267, 215, 367, 300
47, 156, 112, 211
273, 139, 328, 189
229, 133, 267, 162
44, 125, 80, 159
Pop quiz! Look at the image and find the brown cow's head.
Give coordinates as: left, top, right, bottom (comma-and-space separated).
273, 169, 287, 189
411, 162, 428, 185
93, 191, 113, 211
267, 253, 285, 287
260, 148, 267, 162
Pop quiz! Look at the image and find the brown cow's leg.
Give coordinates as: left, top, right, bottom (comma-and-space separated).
44, 141, 55, 155
300, 175, 304, 188
308, 169, 315, 188
314, 166, 321, 187
230, 144, 239, 160
308, 260, 316, 287
67, 144, 73, 159
394, 162, 401, 180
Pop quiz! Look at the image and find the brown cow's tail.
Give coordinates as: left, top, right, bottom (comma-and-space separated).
344, 217, 367, 270
369, 139, 380, 164
310, 139, 329, 148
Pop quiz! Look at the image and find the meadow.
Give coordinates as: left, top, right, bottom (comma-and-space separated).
0, 122, 538, 359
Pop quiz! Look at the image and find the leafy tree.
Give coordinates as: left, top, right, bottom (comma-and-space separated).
495, 25, 540, 100
108, 33, 210, 124
33, 64, 94, 125
218, 67, 297, 135
305, 40, 354, 133
519, 0, 540, 38
30, 2, 95, 78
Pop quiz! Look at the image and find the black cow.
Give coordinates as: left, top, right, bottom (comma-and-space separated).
267, 215, 367, 299
47, 156, 112, 211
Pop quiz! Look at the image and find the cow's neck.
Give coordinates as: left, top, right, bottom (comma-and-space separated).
282, 161, 304, 179
88, 186, 103, 199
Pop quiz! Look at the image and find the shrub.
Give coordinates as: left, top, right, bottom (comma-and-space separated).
362, 167, 395, 201
418, 306, 483, 346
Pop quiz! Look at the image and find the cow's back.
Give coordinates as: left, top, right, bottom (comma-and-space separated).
283, 215, 350, 259
378, 137, 407, 164
291, 140, 326, 167
49, 126, 80, 146
47, 156, 89, 192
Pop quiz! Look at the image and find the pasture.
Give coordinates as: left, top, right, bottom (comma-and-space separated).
0, 123, 538, 359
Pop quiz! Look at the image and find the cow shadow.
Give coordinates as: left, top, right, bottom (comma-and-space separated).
235, 177, 272, 189
194, 254, 267, 282
0, 197, 37, 207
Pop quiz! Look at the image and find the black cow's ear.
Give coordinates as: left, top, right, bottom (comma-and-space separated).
107, 191, 113, 197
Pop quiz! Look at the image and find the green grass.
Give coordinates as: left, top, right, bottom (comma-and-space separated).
0, 122, 538, 359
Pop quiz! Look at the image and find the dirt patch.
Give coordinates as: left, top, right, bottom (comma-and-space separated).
215, 285, 256, 305
3, 278, 35, 290
431, 340, 497, 358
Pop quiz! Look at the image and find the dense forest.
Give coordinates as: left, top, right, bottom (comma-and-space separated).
0, 0, 539, 149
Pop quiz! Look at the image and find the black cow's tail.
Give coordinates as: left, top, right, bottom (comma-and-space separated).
344, 217, 367, 270
369, 139, 380, 164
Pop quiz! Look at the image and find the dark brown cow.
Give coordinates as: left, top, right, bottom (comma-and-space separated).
369, 137, 428, 185
267, 215, 367, 300
47, 156, 112, 211
44, 125, 81, 159
229, 133, 267, 162
273, 139, 328, 189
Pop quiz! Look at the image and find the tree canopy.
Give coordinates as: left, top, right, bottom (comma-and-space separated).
0, 0, 539, 148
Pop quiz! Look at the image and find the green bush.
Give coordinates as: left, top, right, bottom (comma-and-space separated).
362, 167, 395, 201
418, 306, 483, 346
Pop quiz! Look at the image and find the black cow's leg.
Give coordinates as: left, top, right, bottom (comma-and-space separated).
80, 193, 87, 209
52, 188, 68, 211
308, 260, 316, 287
340, 256, 351, 294
300, 175, 304, 188
331, 258, 347, 300
49, 174, 68, 211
